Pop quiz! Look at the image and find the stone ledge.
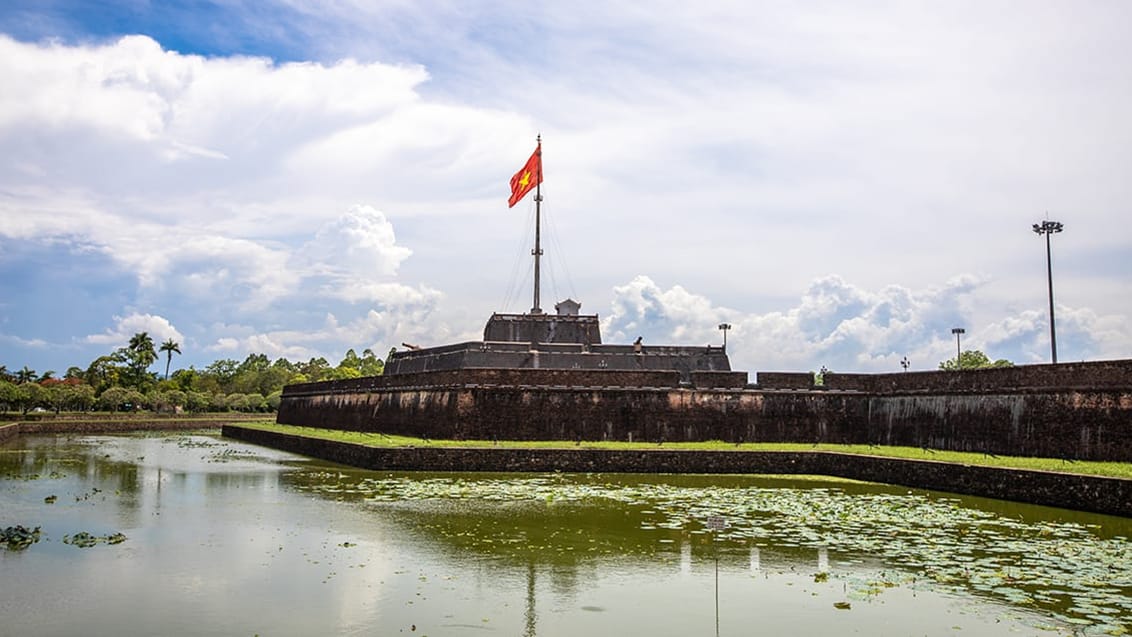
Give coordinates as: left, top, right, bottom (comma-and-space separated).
223, 425, 1132, 519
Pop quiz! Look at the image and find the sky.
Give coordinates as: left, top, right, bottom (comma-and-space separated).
1, 0, 1130, 379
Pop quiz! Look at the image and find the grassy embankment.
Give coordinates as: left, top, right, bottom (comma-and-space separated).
235, 421, 1132, 480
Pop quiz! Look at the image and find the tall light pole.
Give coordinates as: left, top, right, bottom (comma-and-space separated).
1032, 220, 1064, 363
951, 327, 965, 368
718, 323, 731, 351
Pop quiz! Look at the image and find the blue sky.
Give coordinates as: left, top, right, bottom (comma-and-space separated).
1, 0, 1130, 379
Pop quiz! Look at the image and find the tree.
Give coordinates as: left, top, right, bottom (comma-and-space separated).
98, 387, 132, 412
150, 389, 186, 414
359, 348, 385, 376
0, 380, 18, 411
15, 383, 45, 414
159, 338, 182, 380
66, 384, 96, 412
205, 359, 240, 387
185, 391, 211, 413
299, 357, 331, 382
15, 366, 36, 384
237, 353, 270, 374
125, 332, 158, 388
85, 355, 125, 393
939, 350, 1014, 371
266, 390, 283, 411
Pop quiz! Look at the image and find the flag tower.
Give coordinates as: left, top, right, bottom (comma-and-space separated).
508, 135, 545, 314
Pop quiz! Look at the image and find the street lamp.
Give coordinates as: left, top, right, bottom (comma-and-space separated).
900, 356, 910, 372
1032, 219, 1064, 363
718, 323, 732, 351
951, 328, 965, 368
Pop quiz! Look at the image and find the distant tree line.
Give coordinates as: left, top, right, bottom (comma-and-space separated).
0, 332, 386, 415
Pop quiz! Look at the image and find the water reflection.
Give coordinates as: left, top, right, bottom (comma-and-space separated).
2, 432, 1130, 637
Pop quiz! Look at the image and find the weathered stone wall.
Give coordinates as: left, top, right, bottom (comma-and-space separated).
824, 359, 1132, 393
223, 425, 1132, 518
278, 383, 870, 446
755, 372, 815, 389
16, 419, 237, 434
690, 371, 749, 388
277, 362, 1132, 461
865, 392, 1132, 460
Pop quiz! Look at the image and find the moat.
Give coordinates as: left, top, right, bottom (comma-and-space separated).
2, 432, 1130, 636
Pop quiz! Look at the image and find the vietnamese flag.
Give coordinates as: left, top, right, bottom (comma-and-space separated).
508, 144, 542, 207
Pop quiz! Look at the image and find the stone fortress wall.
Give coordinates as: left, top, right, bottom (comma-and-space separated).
278, 358, 1132, 462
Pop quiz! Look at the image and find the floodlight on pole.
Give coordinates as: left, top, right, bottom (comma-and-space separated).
1032, 219, 1064, 363
718, 323, 732, 351
951, 328, 965, 368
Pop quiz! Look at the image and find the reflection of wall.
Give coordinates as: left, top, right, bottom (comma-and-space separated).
225, 424, 1132, 518
0, 422, 19, 443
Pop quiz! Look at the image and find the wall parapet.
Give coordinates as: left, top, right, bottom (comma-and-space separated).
820, 359, 1132, 394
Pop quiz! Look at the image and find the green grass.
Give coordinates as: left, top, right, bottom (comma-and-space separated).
234, 421, 1132, 480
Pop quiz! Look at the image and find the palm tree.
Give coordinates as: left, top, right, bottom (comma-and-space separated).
159, 338, 182, 380
15, 366, 36, 384
128, 332, 157, 367
126, 332, 158, 388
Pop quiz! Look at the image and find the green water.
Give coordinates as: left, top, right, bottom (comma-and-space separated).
1, 432, 1129, 636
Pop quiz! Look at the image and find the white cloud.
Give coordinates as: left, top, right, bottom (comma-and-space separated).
0, 334, 48, 348
294, 204, 414, 281
202, 305, 456, 364
602, 274, 1129, 374
2, 6, 1132, 375
84, 313, 184, 347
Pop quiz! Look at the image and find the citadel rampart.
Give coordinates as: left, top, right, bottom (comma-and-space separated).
277, 359, 1132, 462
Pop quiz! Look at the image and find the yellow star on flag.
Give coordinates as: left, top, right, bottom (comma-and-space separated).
508, 144, 542, 207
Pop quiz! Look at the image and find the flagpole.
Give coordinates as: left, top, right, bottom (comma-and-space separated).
531, 135, 543, 314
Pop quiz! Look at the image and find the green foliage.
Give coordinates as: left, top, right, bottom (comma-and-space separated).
44, 383, 95, 414
333, 348, 383, 379
237, 353, 270, 374
97, 387, 145, 412
184, 391, 211, 413
15, 383, 45, 414
939, 350, 1014, 371
205, 359, 239, 385
149, 389, 187, 413
266, 390, 283, 411
123, 332, 158, 389
16, 366, 37, 384
66, 384, 96, 411
85, 355, 125, 393
10, 340, 386, 414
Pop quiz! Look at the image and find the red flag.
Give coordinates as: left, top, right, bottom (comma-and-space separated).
508, 144, 542, 207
